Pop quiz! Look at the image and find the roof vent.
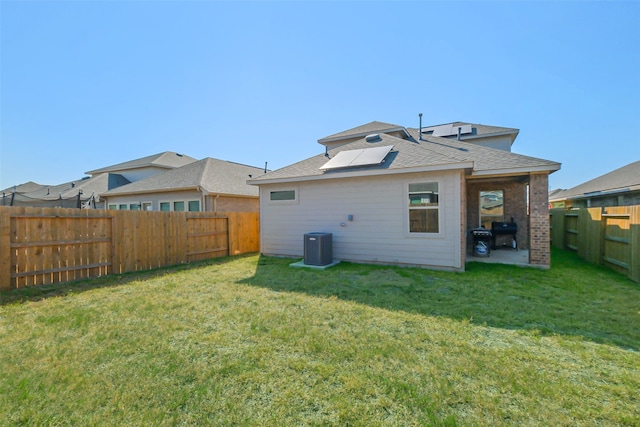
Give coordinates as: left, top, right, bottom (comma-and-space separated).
365, 133, 381, 142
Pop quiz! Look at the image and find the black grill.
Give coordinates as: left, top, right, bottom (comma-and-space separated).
470, 228, 492, 257
491, 221, 517, 250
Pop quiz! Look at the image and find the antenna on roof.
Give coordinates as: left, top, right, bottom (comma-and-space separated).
418, 113, 423, 141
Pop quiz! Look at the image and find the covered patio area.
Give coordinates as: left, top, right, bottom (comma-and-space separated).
467, 248, 530, 267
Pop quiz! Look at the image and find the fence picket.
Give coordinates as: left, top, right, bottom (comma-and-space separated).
550, 206, 640, 283
0, 206, 259, 290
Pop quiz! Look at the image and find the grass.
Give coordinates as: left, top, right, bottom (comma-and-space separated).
1, 248, 639, 426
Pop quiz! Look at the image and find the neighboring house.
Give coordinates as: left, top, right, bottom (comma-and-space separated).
2, 151, 194, 209
85, 151, 198, 182
101, 157, 265, 212
249, 120, 560, 271
549, 160, 640, 208
2, 175, 130, 208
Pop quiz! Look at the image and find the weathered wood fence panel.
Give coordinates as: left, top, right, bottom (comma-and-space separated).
0, 206, 259, 290
550, 205, 640, 283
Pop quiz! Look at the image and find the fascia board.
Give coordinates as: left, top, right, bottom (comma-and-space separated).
248, 161, 473, 185
470, 163, 561, 178
458, 130, 519, 141
100, 185, 200, 198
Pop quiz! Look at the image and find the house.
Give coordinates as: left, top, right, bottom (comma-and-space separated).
2, 175, 131, 208
85, 151, 198, 182
101, 157, 265, 212
549, 160, 640, 208
1, 151, 196, 209
248, 120, 560, 271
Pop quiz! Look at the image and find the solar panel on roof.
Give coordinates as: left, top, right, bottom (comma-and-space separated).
431, 124, 454, 137
423, 124, 473, 137
458, 124, 472, 135
320, 145, 394, 170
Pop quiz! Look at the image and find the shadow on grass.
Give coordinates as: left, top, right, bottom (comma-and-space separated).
239, 248, 640, 351
0, 254, 254, 306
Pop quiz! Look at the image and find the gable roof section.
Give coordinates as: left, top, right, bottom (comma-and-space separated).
250, 128, 559, 185
102, 158, 265, 197
317, 121, 410, 145
549, 160, 640, 202
85, 151, 197, 175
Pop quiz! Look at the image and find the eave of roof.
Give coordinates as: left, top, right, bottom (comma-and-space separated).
250, 130, 560, 185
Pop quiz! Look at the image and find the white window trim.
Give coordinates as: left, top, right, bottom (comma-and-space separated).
267, 187, 298, 205
404, 179, 443, 237
159, 201, 172, 212
187, 199, 201, 212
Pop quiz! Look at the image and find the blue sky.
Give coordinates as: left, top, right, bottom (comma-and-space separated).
1, 1, 639, 191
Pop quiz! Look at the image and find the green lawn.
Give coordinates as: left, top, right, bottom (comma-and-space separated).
1, 249, 639, 426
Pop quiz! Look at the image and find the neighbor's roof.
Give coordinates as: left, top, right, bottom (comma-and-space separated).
2, 181, 47, 194
102, 157, 266, 197
17, 174, 130, 200
249, 127, 560, 185
549, 160, 640, 202
86, 151, 197, 175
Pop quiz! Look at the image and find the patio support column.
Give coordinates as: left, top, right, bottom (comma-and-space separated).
529, 173, 551, 268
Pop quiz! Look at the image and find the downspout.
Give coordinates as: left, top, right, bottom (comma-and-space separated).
197, 185, 207, 212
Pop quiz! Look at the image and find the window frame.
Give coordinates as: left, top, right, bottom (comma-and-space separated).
267, 188, 298, 205
187, 200, 200, 212
406, 180, 442, 236
479, 190, 504, 229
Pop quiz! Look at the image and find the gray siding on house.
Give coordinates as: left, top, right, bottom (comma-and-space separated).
259, 170, 463, 270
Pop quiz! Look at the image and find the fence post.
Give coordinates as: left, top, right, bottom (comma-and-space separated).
0, 207, 12, 290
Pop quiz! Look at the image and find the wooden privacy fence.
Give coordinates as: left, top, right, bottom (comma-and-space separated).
0, 206, 259, 290
550, 205, 640, 283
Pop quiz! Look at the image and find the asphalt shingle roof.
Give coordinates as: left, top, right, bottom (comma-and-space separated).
318, 121, 407, 143
86, 151, 197, 175
250, 127, 559, 183
549, 160, 640, 201
102, 158, 265, 197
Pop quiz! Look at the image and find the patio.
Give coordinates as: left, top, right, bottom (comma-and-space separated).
467, 248, 530, 267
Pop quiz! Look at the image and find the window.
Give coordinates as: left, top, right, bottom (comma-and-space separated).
141, 202, 152, 211
480, 190, 504, 228
174, 201, 185, 211
160, 202, 170, 212
108, 204, 117, 210
408, 182, 439, 233
188, 200, 200, 212
270, 190, 296, 201
118, 204, 128, 210
129, 203, 140, 211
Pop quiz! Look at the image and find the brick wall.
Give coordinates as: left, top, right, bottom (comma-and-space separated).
466, 180, 529, 251
528, 173, 550, 267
